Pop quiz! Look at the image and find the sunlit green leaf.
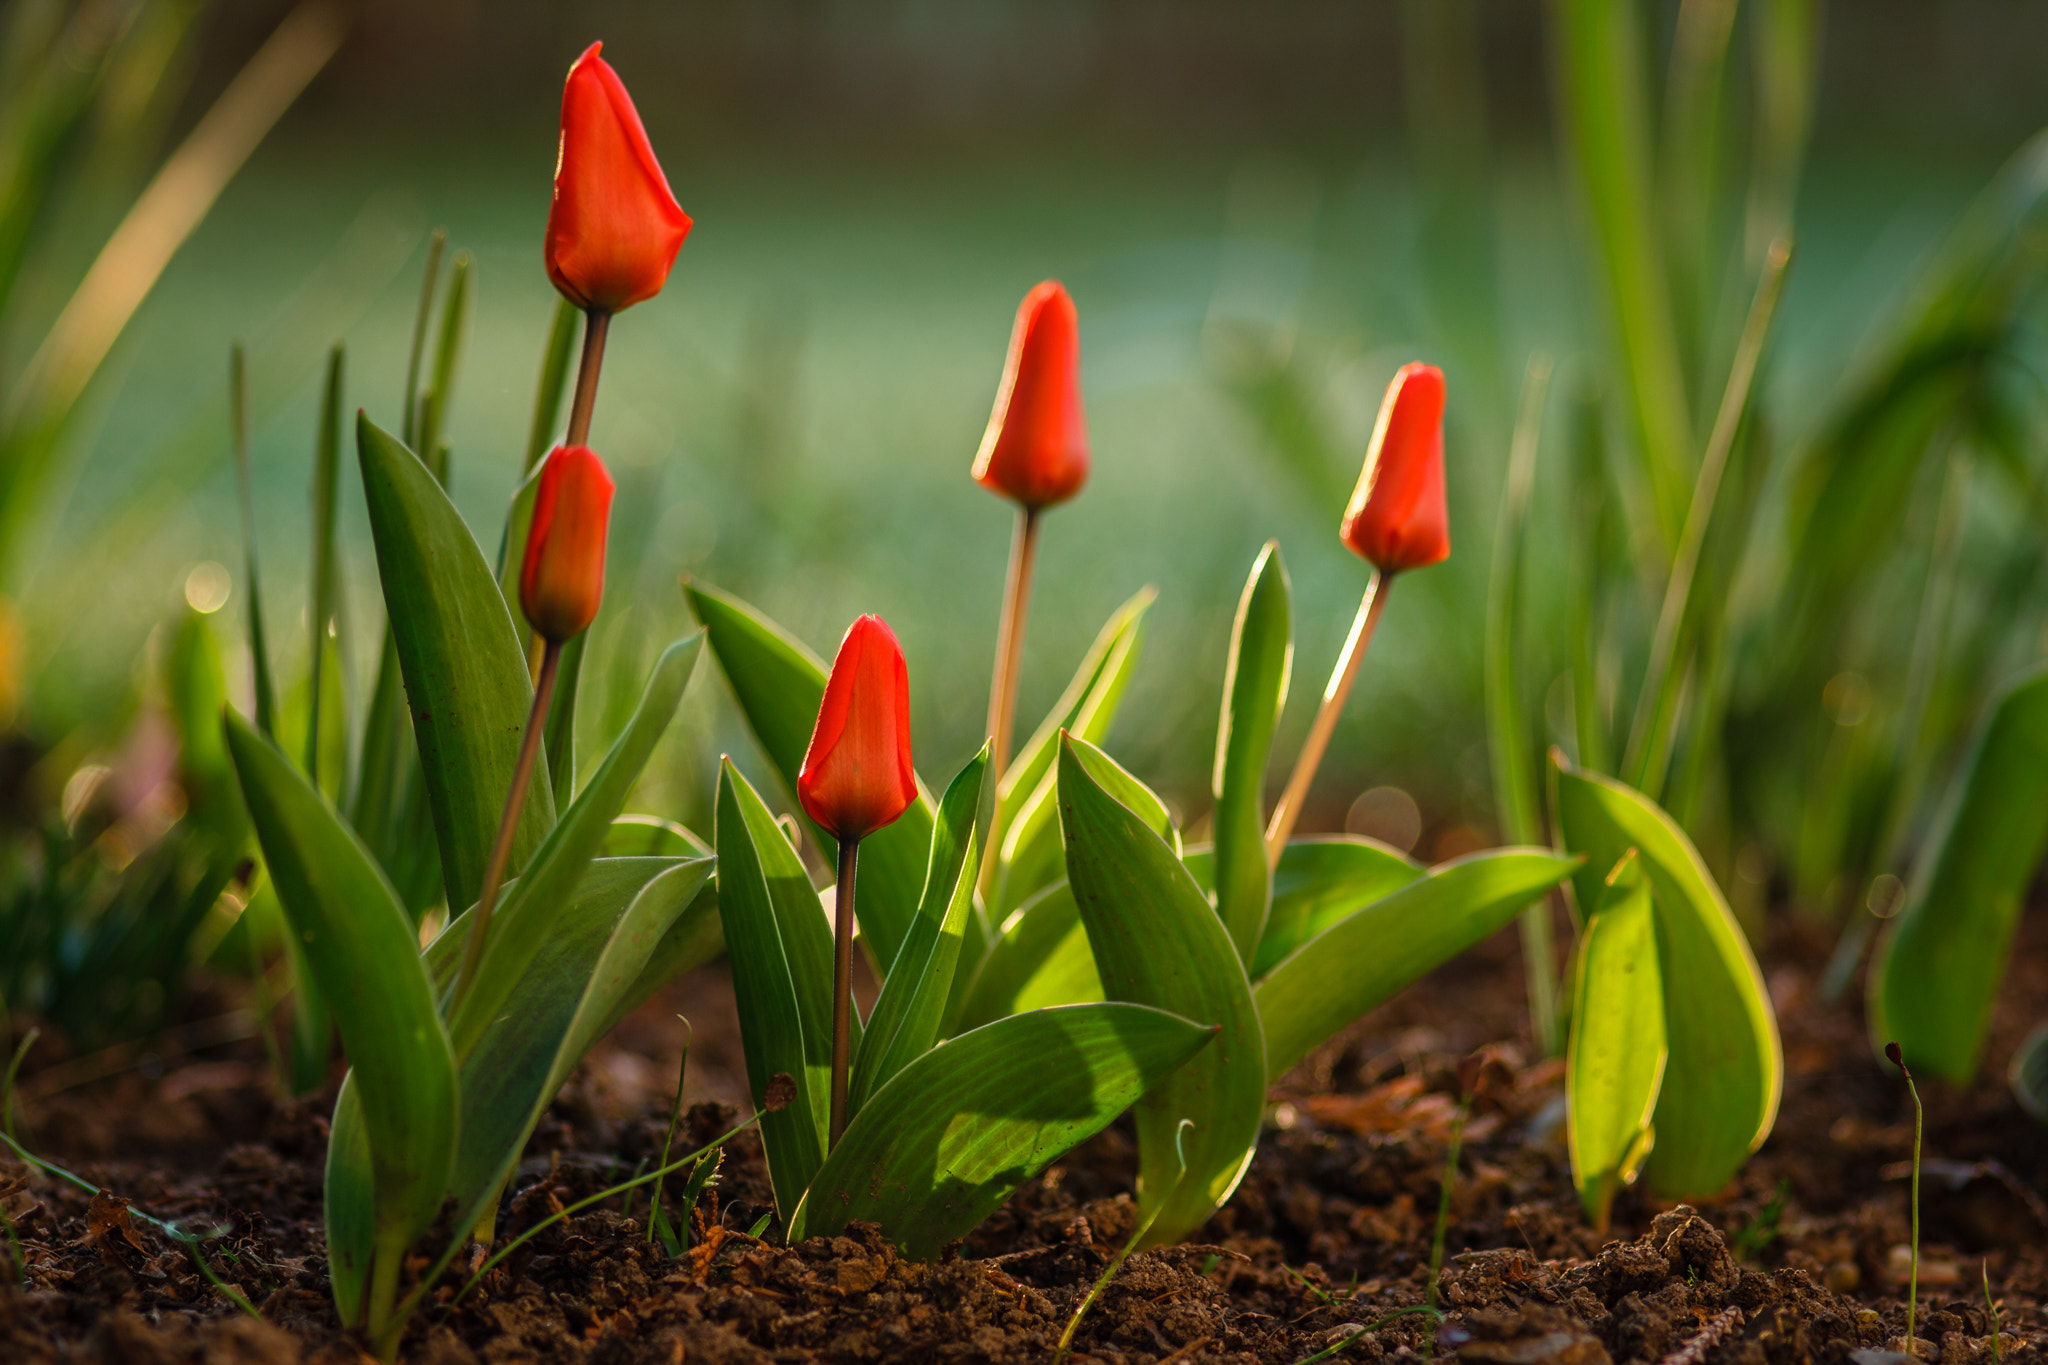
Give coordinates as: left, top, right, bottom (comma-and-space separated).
1210, 543, 1291, 964
1058, 734, 1259, 1248
1567, 849, 1666, 1231
1552, 755, 1780, 1197
951, 879, 1102, 1032
1185, 836, 1424, 980
603, 814, 712, 859
790, 1002, 1216, 1257
1871, 670, 2048, 1084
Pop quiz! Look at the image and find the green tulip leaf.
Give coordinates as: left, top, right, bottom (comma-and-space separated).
1566, 849, 1667, 1231
1210, 542, 1292, 964
1184, 836, 1424, 980
686, 579, 934, 970
1256, 848, 1578, 1080
1871, 670, 2048, 1083
357, 413, 555, 916
1552, 754, 1781, 1198
715, 759, 841, 1217
1058, 734, 1261, 1247
789, 1002, 1216, 1257
224, 714, 456, 1319
603, 814, 712, 859
446, 635, 703, 1059
952, 879, 1103, 1032
851, 746, 987, 1113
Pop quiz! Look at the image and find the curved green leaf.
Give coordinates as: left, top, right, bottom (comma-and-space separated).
1186, 837, 1425, 980
1567, 850, 1667, 1231
357, 413, 554, 915
1552, 755, 1781, 1198
952, 880, 1102, 1032
1058, 735, 1261, 1247
715, 759, 838, 1216
789, 1002, 1216, 1257
1871, 670, 2048, 1083
324, 1077, 374, 1323
686, 579, 933, 969
1211, 542, 1292, 964
603, 814, 712, 859
852, 746, 986, 1114
1256, 848, 1578, 1080
447, 635, 703, 1059
223, 715, 456, 1296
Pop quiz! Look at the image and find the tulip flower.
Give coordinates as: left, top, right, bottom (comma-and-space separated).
544, 42, 693, 456
973, 282, 1089, 898
1266, 363, 1451, 864
1340, 362, 1449, 572
520, 444, 616, 645
455, 445, 617, 1011
798, 614, 916, 1146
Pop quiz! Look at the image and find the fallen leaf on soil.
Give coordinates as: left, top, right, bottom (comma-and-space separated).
1305, 1073, 1501, 1142
77, 1190, 150, 1257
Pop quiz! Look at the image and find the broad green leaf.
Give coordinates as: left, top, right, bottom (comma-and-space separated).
851, 746, 987, 1113
603, 814, 712, 858
997, 587, 1156, 834
223, 716, 456, 1288
1186, 837, 1424, 980
1567, 850, 1667, 1232
789, 1002, 1216, 1257
448, 635, 703, 1060
714, 760, 835, 1216
685, 579, 932, 969
349, 631, 439, 915
325, 1077, 374, 1324
1256, 848, 1578, 1080
1552, 756, 1781, 1198
1210, 542, 1291, 964
1871, 670, 2048, 1083
951, 880, 1102, 1033
993, 592, 1154, 914
357, 413, 555, 916
1064, 735, 1177, 854
1058, 735, 1260, 1248
545, 631, 586, 810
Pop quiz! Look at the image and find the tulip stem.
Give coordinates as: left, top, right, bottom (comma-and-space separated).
564, 309, 611, 448
829, 836, 860, 1149
452, 639, 562, 1014
978, 505, 1040, 900
1265, 571, 1394, 867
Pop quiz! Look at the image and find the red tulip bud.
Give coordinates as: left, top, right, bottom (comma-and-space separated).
799, 616, 917, 841
1340, 362, 1449, 573
971, 280, 1089, 510
544, 43, 693, 314
521, 445, 615, 643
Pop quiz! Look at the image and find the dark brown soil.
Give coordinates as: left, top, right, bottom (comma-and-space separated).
2, 907, 2044, 1365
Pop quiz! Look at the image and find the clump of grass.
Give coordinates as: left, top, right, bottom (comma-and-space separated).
1884, 1041, 1923, 1356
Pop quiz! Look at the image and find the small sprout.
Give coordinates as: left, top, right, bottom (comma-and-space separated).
1885, 1041, 1924, 1358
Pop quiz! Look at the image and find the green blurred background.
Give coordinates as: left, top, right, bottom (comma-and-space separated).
12, 0, 2048, 860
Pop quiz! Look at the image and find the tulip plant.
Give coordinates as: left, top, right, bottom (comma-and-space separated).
692, 313, 1583, 1250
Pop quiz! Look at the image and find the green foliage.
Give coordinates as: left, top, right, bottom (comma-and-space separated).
1566, 849, 1666, 1232
1210, 542, 1292, 963
1871, 671, 2048, 1083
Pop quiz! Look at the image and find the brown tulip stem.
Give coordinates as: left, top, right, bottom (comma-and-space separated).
978, 505, 1040, 900
564, 309, 611, 449
452, 639, 561, 1014
1264, 570, 1395, 868
829, 836, 860, 1149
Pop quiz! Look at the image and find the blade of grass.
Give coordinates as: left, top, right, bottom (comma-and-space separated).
401, 231, 446, 450
306, 343, 344, 785
416, 250, 472, 472
230, 343, 278, 738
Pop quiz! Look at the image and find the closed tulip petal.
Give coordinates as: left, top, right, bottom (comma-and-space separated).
971, 281, 1090, 510
799, 616, 917, 841
521, 445, 615, 643
1340, 363, 1450, 573
545, 43, 692, 314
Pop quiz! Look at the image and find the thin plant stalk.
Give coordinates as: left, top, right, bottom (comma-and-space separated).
830, 837, 860, 1148
978, 505, 1041, 899
451, 641, 562, 1012
306, 344, 344, 784
564, 310, 612, 449
1886, 1042, 1923, 1356
647, 1019, 692, 1247
230, 344, 278, 738
1, 1028, 38, 1143
402, 231, 446, 449
1287, 1306, 1443, 1365
1624, 236, 1792, 792
1426, 1094, 1470, 1313
1266, 572, 1395, 864
1985, 1261, 2002, 1365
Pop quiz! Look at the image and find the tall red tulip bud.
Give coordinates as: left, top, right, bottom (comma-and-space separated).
971, 281, 1089, 510
544, 42, 692, 315
521, 444, 615, 645
799, 616, 917, 842
1340, 362, 1450, 573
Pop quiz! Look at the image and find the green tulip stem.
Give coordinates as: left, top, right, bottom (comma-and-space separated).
829, 836, 861, 1149
978, 504, 1041, 900
451, 638, 561, 1014
564, 309, 611, 449
1266, 570, 1394, 865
